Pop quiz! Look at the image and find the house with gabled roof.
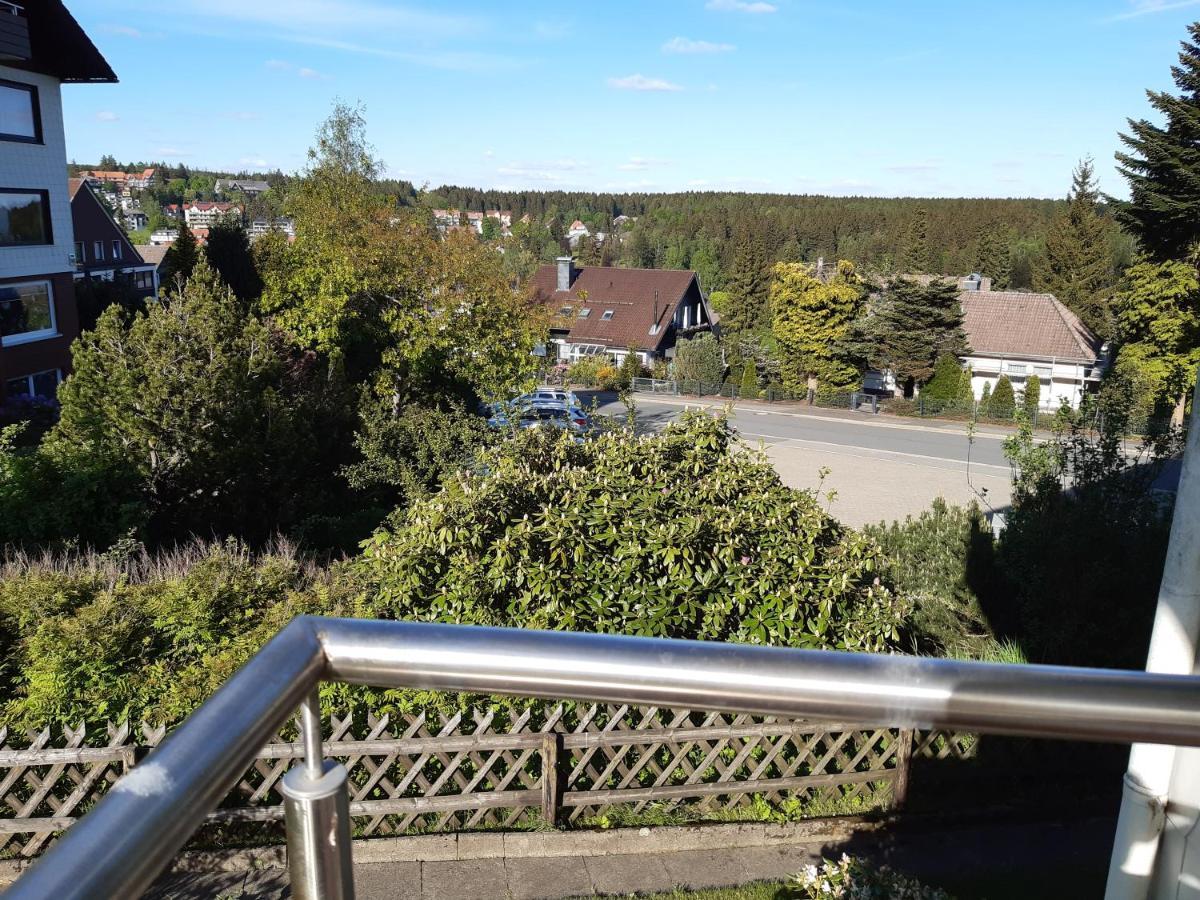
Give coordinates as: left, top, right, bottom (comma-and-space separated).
530, 257, 715, 365
68, 177, 157, 299
960, 286, 1105, 410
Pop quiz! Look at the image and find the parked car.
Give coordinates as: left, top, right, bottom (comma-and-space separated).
517, 405, 591, 434
516, 387, 580, 406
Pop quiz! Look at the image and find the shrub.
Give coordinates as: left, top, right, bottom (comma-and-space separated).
989, 375, 1015, 418
794, 855, 953, 899
566, 355, 607, 387
616, 348, 646, 391
358, 411, 908, 651
739, 361, 759, 399
865, 499, 998, 656
957, 365, 975, 408
673, 333, 725, 386
978, 381, 992, 417
595, 364, 620, 390
1022, 374, 1041, 417
922, 354, 964, 402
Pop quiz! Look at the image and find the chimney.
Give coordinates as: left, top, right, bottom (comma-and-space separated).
556, 256, 574, 292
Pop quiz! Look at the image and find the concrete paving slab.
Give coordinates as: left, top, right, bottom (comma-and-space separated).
582, 853, 672, 896
506, 856, 596, 899
144, 870, 250, 899
421, 858, 510, 900
660, 848, 755, 891
353, 861, 422, 900
238, 869, 290, 899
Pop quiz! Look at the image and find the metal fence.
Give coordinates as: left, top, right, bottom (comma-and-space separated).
0, 705, 976, 860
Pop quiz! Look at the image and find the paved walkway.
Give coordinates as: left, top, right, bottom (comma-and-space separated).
139, 815, 1115, 899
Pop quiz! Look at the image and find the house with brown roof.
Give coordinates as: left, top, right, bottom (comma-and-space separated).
69, 178, 157, 299
530, 257, 714, 366
960, 287, 1104, 410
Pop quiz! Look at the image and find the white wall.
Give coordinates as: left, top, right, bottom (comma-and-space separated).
964, 353, 1094, 409
0, 66, 74, 280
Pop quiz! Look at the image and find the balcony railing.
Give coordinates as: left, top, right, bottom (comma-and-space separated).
4, 616, 1200, 899
0, 2, 28, 63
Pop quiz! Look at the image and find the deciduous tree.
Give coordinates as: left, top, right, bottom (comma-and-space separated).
770, 260, 864, 393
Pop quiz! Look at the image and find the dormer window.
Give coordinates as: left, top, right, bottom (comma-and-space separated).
578, 308, 591, 318
601, 310, 614, 321
558, 305, 573, 317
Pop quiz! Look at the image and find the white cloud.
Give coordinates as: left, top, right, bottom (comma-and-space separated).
297, 66, 325, 79
705, 0, 777, 13
95, 111, 119, 122
618, 157, 670, 171
663, 36, 735, 53
607, 74, 683, 92
173, 0, 478, 38
688, 179, 710, 187
483, 148, 494, 159
99, 24, 163, 39
265, 59, 291, 70
1107, 0, 1200, 19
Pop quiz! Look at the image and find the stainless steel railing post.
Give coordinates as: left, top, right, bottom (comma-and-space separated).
282, 689, 355, 900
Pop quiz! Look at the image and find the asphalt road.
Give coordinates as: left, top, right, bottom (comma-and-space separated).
585, 392, 1013, 526
592, 394, 1011, 471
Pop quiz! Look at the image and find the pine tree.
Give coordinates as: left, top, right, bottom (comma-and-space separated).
900, 206, 932, 273
739, 361, 759, 399
1035, 159, 1114, 337
978, 381, 992, 417
990, 376, 1015, 419
1115, 22, 1200, 261
616, 346, 644, 391
957, 365, 975, 409
162, 218, 199, 291
975, 226, 1012, 289
845, 278, 967, 396
1022, 375, 1041, 418
724, 234, 770, 332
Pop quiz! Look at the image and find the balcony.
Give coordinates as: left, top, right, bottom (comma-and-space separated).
0, 3, 29, 63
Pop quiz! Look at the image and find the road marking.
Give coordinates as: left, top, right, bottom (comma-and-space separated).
737, 432, 1012, 474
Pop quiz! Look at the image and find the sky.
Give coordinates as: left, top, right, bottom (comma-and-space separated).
58, 0, 1200, 200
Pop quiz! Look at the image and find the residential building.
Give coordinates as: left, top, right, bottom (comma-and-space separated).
0, 1, 116, 404
431, 208, 512, 236
79, 167, 154, 191
69, 178, 157, 298
959, 287, 1104, 410
531, 257, 714, 365
247, 217, 294, 240
148, 228, 177, 245
215, 177, 270, 196
123, 207, 146, 231
126, 167, 155, 189
133, 243, 167, 288
567, 219, 590, 247
182, 200, 241, 229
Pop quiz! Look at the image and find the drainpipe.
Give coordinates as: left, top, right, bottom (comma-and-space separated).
1106, 373, 1200, 899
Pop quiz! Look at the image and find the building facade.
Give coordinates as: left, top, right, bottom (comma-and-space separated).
0, 2, 116, 405
69, 178, 157, 299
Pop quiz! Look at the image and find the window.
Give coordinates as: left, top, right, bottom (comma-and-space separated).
1003, 362, 1027, 375
0, 281, 55, 345
74, 241, 84, 263
0, 80, 41, 143
112, 240, 122, 260
1032, 365, 1052, 381
0, 190, 51, 246
558, 305, 573, 317
6, 369, 60, 401
93, 241, 104, 261
578, 308, 591, 318
601, 310, 614, 321
134, 271, 155, 290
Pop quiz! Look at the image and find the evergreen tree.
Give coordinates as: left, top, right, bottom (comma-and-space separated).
204, 221, 262, 304
770, 260, 864, 393
1035, 159, 1114, 337
975, 226, 1012, 289
739, 361, 759, 399
922, 353, 964, 402
845, 278, 967, 396
162, 218, 199, 290
978, 381, 992, 417
1114, 22, 1200, 260
901, 206, 932, 273
957, 365, 976, 409
616, 346, 645, 391
724, 234, 770, 332
990, 376, 1015, 419
1022, 375, 1042, 418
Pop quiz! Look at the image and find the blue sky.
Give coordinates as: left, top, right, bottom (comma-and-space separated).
59, 0, 1200, 199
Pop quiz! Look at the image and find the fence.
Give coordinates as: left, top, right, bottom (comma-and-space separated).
0, 703, 976, 860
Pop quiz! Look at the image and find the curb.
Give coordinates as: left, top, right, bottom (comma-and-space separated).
0, 817, 878, 880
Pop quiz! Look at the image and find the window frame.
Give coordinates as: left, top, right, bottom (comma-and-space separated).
0, 280, 57, 347
0, 188, 52, 247
112, 240, 122, 260
92, 240, 104, 261
6, 367, 61, 400
601, 310, 614, 321
0, 79, 42, 144
74, 240, 84, 263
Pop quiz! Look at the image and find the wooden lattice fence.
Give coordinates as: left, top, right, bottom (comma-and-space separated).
0, 704, 970, 859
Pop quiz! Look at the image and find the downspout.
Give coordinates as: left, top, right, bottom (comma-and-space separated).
1106, 372, 1200, 899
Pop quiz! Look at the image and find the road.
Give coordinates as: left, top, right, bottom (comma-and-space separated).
591, 393, 1013, 528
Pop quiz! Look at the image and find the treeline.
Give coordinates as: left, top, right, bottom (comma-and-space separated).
427, 186, 1080, 289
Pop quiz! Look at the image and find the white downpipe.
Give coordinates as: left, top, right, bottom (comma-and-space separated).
1107, 374, 1200, 899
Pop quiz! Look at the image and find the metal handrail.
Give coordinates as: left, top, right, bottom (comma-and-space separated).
6, 617, 1200, 898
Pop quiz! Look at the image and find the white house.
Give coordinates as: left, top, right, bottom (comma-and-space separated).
959, 288, 1104, 409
